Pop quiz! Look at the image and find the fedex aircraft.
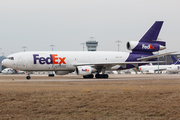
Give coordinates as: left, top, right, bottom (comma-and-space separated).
2, 21, 174, 79
1, 68, 25, 74
1, 68, 14, 74
166, 58, 180, 73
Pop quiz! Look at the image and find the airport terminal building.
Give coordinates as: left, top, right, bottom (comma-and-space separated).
157, 54, 180, 65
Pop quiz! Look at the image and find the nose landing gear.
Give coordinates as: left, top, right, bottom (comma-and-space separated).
26, 71, 31, 80
26, 75, 31, 80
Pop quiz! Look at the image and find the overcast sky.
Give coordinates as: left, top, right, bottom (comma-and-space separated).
0, 0, 180, 56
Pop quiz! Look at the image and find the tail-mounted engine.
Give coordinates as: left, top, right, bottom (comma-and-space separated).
127, 41, 166, 52
76, 66, 96, 76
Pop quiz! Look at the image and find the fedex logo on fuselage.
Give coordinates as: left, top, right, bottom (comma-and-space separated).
82, 69, 89, 72
33, 54, 66, 64
177, 66, 180, 70
142, 44, 155, 49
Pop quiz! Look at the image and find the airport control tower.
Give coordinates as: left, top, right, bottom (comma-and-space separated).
86, 37, 98, 51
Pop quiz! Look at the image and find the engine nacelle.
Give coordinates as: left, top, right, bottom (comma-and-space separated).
76, 66, 96, 76
55, 71, 71, 75
127, 41, 166, 52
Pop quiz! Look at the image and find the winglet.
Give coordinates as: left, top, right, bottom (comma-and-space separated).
137, 51, 178, 61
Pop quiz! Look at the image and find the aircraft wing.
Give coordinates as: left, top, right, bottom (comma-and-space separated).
73, 52, 175, 68
73, 61, 164, 68
153, 68, 167, 71
137, 51, 177, 61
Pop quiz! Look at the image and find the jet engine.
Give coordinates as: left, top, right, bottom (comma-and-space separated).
76, 66, 96, 76
127, 41, 166, 52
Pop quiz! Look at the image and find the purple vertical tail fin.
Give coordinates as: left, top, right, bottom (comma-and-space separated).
140, 21, 164, 42
174, 58, 180, 65
171, 55, 177, 64
170, 55, 180, 65
127, 21, 166, 54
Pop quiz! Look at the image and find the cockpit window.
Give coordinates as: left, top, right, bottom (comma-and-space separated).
8, 57, 14, 60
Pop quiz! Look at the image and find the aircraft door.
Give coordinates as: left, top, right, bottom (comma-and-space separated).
16, 56, 26, 70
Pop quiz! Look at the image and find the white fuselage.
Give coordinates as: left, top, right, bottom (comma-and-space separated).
2, 51, 130, 71
166, 65, 180, 73
139, 65, 173, 73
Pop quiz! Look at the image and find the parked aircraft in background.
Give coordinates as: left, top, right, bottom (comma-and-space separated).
1, 68, 25, 74
166, 58, 180, 73
139, 55, 180, 74
2, 21, 175, 79
1, 68, 14, 74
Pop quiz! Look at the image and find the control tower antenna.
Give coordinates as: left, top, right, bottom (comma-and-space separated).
22, 46, 27, 52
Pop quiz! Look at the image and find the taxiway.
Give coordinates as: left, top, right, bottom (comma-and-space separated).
0, 74, 180, 82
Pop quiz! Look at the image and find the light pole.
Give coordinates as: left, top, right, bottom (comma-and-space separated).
49, 45, 55, 76
80, 43, 85, 51
115, 40, 122, 52
158, 51, 160, 74
22, 46, 27, 52
157, 38, 162, 73
49, 45, 55, 51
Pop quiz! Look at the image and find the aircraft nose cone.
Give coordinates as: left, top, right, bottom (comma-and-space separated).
1, 59, 8, 67
1, 60, 5, 66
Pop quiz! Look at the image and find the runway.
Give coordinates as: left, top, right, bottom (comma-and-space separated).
0, 74, 180, 82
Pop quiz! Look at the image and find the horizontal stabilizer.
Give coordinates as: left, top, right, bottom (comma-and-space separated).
137, 51, 177, 61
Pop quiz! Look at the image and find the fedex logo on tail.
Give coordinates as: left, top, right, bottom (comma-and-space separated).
33, 54, 66, 64
142, 44, 155, 49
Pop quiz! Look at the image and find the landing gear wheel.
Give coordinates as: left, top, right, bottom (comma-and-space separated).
26, 76, 31, 80
83, 76, 88, 79
95, 74, 100, 78
89, 74, 94, 78
48, 74, 54, 77
95, 74, 108, 79
83, 74, 94, 79
104, 74, 109, 78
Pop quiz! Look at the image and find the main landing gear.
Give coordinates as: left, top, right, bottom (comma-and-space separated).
95, 74, 109, 78
83, 74, 109, 79
83, 74, 94, 78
